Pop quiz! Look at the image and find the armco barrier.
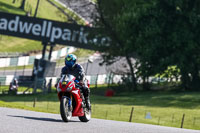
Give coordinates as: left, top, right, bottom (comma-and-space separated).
10, 57, 18, 66
90, 75, 98, 85
0, 46, 76, 68
0, 74, 123, 86
0, 76, 6, 85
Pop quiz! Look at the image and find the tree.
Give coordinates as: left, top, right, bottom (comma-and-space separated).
134, 0, 200, 91
94, 0, 142, 90
95, 0, 200, 91
94, 0, 156, 90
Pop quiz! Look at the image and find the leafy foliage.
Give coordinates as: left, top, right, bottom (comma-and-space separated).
141, 0, 200, 90
95, 0, 200, 91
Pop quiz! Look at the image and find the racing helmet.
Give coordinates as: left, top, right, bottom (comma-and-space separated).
65, 54, 77, 68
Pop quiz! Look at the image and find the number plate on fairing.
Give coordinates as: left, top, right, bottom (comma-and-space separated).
62, 81, 67, 85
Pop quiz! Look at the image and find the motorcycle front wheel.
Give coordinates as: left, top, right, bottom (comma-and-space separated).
60, 97, 72, 122
79, 108, 91, 122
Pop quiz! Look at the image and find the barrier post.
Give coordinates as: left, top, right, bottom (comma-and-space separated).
129, 107, 134, 122
181, 114, 185, 128
33, 98, 37, 108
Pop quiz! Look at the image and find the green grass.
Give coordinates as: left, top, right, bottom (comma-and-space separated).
0, 0, 25, 15
0, 0, 84, 52
47, 0, 85, 25
0, 64, 33, 71
0, 85, 43, 94
1, 65, 33, 71
53, 48, 95, 67
0, 85, 200, 130
91, 0, 97, 3
73, 48, 95, 58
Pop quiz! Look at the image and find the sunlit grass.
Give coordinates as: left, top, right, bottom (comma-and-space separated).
0, 85, 200, 130
0, 0, 84, 52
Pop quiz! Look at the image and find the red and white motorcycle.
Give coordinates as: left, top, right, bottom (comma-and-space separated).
57, 74, 91, 122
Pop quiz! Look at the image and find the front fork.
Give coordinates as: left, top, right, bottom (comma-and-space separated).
68, 94, 73, 111
58, 92, 73, 111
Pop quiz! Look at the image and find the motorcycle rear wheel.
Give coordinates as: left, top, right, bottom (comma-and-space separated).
60, 97, 72, 122
79, 108, 91, 122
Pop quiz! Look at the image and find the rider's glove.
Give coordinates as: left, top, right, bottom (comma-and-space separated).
74, 80, 79, 83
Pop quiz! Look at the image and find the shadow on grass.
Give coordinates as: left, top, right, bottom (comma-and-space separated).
1, 86, 200, 109
0, 93, 59, 102
0, 1, 23, 14
7, 115, 79, 123
91, 90, 200, 109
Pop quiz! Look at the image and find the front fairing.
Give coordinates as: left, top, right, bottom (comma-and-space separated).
57, 74, 76, 92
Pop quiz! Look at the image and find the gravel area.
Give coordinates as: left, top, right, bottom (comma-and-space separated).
58, 0, 98, 24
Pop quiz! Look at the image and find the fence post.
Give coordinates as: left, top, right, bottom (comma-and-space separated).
119, 107, 121, 116
14, 57, 18, 76
93, 104, 95, 114
33, 98, 37, 108
47, 101, 49, 110
181, 114, 185, 128
158, 117, 161, 125
107, 73, 112, 89
22, 56, 26, 76
193, 117, 196, 126
3, 65, 6, 75
171, 114, 174, 124
0, 82, 1, 94
95, 74, 98, 89
105, 110, 108, 119
129, 107, 134, 122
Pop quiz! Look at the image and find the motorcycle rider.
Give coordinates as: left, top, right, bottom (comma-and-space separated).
61, 54, 91, 110
9, 78, 18, 91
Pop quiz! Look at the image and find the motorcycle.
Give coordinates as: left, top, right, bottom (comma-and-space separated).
9, 83, 18, 95
57, 74, 91, 122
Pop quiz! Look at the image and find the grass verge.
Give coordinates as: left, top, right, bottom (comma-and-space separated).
0, 85, 200, 130
0, 0, 84, 52
0, 64, 33, 71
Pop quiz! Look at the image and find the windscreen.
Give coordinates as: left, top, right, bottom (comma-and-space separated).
61, 74, 75, 82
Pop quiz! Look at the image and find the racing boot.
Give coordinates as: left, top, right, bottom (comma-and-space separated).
85, 97, 91, 110
84, 87, 91, 110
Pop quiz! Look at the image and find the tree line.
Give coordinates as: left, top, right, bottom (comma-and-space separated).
94, 0, 200, 91
12, 0, 200, 91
